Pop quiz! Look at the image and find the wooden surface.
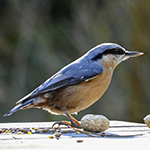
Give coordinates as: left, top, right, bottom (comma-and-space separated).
0, 121, 150, 150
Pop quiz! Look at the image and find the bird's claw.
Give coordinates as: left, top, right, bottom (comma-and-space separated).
52, 121, 70, 129
52, 121, 81, 129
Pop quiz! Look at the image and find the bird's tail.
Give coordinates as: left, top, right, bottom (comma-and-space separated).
4, 99, 34, 117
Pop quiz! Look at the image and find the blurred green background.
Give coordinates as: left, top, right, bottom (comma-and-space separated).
0, 0, 149, 123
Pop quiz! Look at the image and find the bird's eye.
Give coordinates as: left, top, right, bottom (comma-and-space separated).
113, 48, 125, 55
102, 48, 125, 56
91, 48, 125, 61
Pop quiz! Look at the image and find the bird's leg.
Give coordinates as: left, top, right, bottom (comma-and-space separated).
65, 111, 81, 127
52, 111, 81, 129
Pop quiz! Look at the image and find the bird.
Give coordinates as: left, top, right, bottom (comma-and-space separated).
4, 43, 143, 128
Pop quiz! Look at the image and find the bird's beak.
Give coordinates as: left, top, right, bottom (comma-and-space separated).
125, 51, 144, 57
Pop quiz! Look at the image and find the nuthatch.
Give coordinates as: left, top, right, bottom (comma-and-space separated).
4, 43, 143, 128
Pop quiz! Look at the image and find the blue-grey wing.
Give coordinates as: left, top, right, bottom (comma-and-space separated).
17, 62, 103, 103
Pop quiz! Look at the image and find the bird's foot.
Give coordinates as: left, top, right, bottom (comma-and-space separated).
52, 111, 81, 129
52, 121, 81, 129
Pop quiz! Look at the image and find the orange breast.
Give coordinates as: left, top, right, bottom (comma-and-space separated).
44, 68, 114, 115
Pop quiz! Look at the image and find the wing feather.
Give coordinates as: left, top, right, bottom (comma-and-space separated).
17, 62, 103, 103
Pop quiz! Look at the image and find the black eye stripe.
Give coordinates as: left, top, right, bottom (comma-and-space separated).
91, 53, 103, 60
91, 48, 125, 60
103, 48, 125, 55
